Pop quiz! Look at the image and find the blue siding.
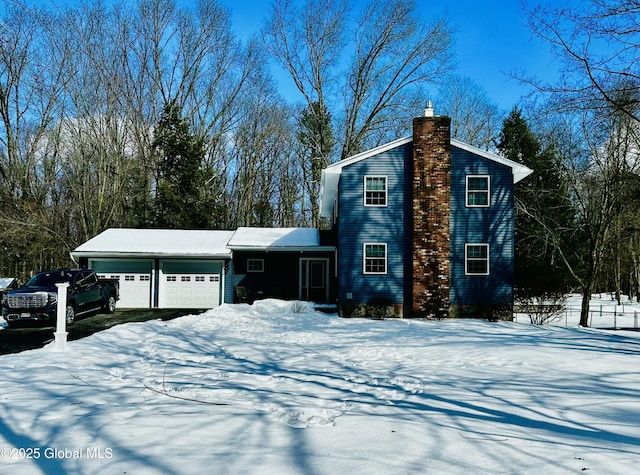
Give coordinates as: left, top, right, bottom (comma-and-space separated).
336, 140, 515, 313
450, 146, 514, 306
224, 259, 234, 304
337, 143, 412, 305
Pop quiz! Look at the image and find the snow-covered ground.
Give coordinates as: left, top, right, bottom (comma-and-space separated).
0, 298, 639, 474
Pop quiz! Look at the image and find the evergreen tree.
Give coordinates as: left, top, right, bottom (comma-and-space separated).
497, 108, 573, 298
296, 101, 335, 227
151, 101, 216, 229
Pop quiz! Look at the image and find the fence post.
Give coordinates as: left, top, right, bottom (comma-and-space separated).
54, 282, 69, 352
635, 311, 638, 329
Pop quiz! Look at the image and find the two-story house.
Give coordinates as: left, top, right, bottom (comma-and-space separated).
319, 110, 532, 319
72, 110, 531, 319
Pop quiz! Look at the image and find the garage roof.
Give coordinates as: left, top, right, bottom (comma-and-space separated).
72, 228, 235, 258
227, 227, 333, 251
0, 277, 16, 289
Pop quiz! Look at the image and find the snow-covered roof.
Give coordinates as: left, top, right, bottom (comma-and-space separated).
72, 228, 235, 258
227, 227, 332, 251
72, 227, 334, 258
319, 136, 534, 218
0, 277, 16, 289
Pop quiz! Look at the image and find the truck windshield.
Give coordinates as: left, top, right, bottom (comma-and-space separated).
25, 272, 72, 287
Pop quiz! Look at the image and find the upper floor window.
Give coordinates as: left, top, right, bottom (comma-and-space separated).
247, 259, 264, 273
363, 243, 387, 274
364, 175, 387, 207
466, 175, 490, 207
465, 244, 489, 275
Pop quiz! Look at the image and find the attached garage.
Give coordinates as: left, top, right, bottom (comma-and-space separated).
72, 228, 234, 309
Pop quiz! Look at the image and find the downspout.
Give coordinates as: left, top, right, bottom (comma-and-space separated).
221, 260, 226, 304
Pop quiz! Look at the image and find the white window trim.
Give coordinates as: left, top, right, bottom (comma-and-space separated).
363, 242, 388, 275
465, 243, 490, 276
363, 175, 388, 207
466, 175, 491, 208
247, 258, 264, 273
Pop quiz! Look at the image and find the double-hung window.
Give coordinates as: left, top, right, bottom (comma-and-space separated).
465, 244, 489, 275
466, 175, 490, 207
364, 176, 387, 206
363, 243, 387, 274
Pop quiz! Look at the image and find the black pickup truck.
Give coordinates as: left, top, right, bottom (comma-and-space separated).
1, 269, 119, 328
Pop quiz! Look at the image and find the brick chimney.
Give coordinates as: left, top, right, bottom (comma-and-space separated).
411, 112, 451, 317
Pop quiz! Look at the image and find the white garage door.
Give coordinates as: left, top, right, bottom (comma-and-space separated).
99, 273, 151, 308
91, 259, 153, 309
161, 274, 220, 309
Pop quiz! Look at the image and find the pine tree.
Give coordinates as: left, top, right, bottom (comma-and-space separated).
151, 101, 216, 229
497, 108, 573, 298
296, 101, 335, 227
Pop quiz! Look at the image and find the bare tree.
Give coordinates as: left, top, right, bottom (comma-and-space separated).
263, 0, 347, 108
436, 75, 504, 150
518, 0, 640, 324
341, 0, 453, 158
0, 0, 280, 277
70, 0, 260, 230
263, 0, 454, 162
46, 3, 144, 241
523, 0, 640, 122
228, 87, 296, 228
0, 4, 74, 276
630, 233, 640, 302
524, 104, 640, 326
262, 0, 345, 226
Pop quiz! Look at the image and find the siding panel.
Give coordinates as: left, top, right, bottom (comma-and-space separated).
337, 143, 412, 306
450, 146, 514, 306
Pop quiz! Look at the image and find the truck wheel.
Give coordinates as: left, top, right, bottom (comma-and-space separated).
65, 305, 75, 325
105, 295, 117, 314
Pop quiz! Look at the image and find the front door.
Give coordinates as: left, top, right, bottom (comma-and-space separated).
299, 258, 329, 302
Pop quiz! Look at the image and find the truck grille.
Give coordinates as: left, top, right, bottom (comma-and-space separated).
5, 293, 49, 308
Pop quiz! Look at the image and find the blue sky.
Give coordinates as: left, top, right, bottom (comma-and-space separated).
26, 0, 558, 112
219, 0, 559, 112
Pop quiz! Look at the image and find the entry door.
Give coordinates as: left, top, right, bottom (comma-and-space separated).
299, 258, 329, 302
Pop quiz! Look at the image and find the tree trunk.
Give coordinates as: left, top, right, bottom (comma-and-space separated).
614, 217, 622, 305
579, 283, 592, 327
634, 253, 640, 303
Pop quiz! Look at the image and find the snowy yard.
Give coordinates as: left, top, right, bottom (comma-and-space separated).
0, 298, 639, 474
